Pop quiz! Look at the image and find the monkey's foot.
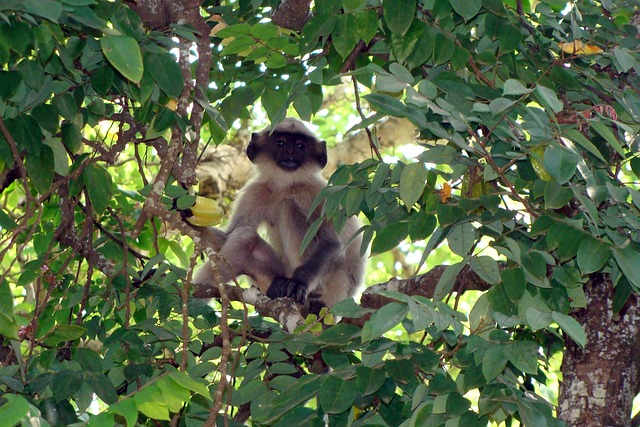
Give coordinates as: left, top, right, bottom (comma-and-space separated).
267, 277, 308, 305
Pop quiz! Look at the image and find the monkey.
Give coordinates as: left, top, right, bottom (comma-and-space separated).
193, 117, 365, 314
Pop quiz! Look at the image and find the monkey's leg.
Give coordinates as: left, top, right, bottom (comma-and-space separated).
220, 226, 286, 293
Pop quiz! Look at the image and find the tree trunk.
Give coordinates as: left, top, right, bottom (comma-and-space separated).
558, 274, 640, 427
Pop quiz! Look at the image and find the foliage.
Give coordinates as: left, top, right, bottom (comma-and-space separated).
0, 0, 639, 426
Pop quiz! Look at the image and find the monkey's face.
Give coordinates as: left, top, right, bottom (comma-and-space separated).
248, 131, 327, 172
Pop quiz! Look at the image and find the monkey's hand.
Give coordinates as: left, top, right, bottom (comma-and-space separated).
266, 277, 308, 305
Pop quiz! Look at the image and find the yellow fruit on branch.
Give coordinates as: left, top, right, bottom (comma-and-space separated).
183, 196, 223, 227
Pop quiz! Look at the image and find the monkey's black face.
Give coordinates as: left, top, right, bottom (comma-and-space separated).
248, 130, 328, 171
274, 134, 308, 171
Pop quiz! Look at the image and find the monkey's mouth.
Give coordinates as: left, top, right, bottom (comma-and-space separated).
279, 160, 300, 170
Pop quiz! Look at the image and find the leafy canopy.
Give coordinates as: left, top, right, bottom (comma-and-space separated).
0, 0, 639, 426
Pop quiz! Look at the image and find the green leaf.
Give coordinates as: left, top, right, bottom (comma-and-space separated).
110, 398, 138, 427
535, 85, 562, 113
613, 246, 640, 291
503, 79, 533, 96
0, 394, 30, 427
517, 399, 548, 427
52, 93, 78, 120
45, 324, 86, 346
157, 377, 191, 413
543, 145, 580, 184
501, 268, 526, 302
445, 392, 471, 416
449, 0, 481, 21
448, 222, 476, 256
7, 115, 44, 154
61, 122, 82, 153
26, 144, 54, 193
146, 53, 184, 98
355, 366, 386, 396
355, 9, 379, 44
525, 307, 552, 330
263, 376, 321, 424
407, 26, 435, 69
390, 20, 425, 64
0, 70, 21, 99
362, 302, 410, 342
383, 0, 416, 36
21, 0, 61, 21
83, 164, 113, 214
564, 129, 606, 162
365, 93, 406, 117
552, 312, 586, 348
613, 47, 637, 73
216, 23, 251, 38
543, 181, 573, 209
489, 97, 516, 116
399, 162, 428, 210
432, 33, 455, 66
146, 107, 176, 139
132, 383, 170, 421
408, 212, 437, 241
503, 341, 538, 374
590, 120, 625, 157
68, 5, 106, 28
371, 222, 408, 254
168, 372, 211, 399
44, 138, 70, 176
52, 370, 84, 402
319, 376, 357, 414
61, 0, 97, 5
469, 256, 500, 284
85, 372, 118, 404
101, 35, 143, 84
434, 261, 466, 300
577, 237, 610, 274
333, 14, 359, 58
498, 24, 521, 52
32, 104, 59, 134
87, 413, 114, 427
0, 209, 17, 232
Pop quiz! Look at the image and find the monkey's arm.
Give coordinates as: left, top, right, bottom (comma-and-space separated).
195, 226, 227, 251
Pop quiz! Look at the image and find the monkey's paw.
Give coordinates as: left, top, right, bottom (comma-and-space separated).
267, 277, 308, 305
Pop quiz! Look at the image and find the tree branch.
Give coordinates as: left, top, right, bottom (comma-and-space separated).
271, 0, 312, 31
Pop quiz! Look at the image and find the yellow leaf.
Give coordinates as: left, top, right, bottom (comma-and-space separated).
578, 44, 603, 55
165, 99, 177, 111
208, 15, 228, 37
439, 182, 452, 203
559, 40, 603, 55
559, 40, 584, 54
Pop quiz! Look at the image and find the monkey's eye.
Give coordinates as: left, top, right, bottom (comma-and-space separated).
276, 139, 286, 147
295, 143, 304, 150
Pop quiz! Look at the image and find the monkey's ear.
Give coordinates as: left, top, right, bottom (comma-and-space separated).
247, 132, 260, 162
315, 140, 328, 168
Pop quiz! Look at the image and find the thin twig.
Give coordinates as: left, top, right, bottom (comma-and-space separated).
352, 76, 382, 161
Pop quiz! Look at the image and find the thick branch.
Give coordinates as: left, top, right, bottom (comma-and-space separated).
271, 0, 312, 31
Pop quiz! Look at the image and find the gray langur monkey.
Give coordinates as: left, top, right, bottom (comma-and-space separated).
194, 118, 365, 314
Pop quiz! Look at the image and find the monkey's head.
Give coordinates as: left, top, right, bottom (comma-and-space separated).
247, 118, 328, 172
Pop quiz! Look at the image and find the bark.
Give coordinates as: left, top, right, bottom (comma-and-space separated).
558, 274, 640, 427
271, 0, 312, 31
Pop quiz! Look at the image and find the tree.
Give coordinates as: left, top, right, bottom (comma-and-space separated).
0, 0, 639, 426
